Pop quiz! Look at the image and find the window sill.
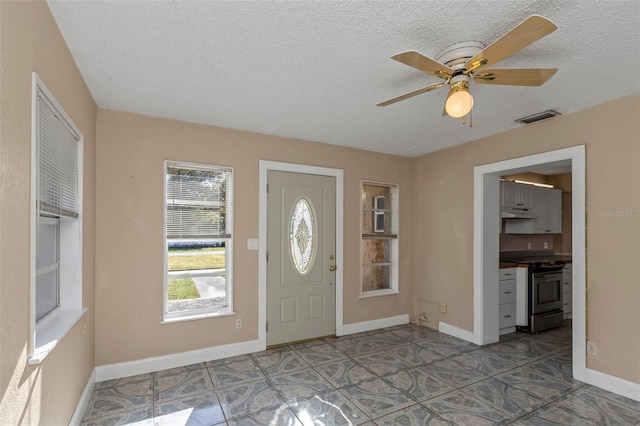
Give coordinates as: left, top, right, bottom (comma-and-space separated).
28, 307, 87, 365
162, 310, 235, 324
359, 290, 401, 299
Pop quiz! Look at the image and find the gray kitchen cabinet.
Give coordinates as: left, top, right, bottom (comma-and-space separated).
499, 268, 517, 335
501, 181, 533, 209
533, 186, 562, 233
562, 264, 572, 319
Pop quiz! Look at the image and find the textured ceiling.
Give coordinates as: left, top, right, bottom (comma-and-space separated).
47, 0, 640, 157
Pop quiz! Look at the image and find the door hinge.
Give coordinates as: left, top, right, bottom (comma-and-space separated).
266, 183, 269, 193
266, 252, 268, 262
266, 321, 268, 332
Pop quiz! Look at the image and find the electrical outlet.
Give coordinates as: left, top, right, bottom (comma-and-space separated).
439, 303, 447, 313
587, 341, 598, 357
236, 319, 243, 329
543, 242, 548, 249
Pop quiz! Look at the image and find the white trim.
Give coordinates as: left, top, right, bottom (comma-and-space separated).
69, 369, 96, 426
341, 314, 409, 336
259, 161, 344, 345
29, 73, 85, 363
471, 146, 587, 378
585, 368, 640, 403
438, 321, 480, 344
95, 339, 262, 382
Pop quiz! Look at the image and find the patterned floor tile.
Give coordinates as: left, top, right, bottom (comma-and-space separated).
364, 331, 409, 347
384, 344, 443, 366
156, 363, 208, 378
518, 403, 600, 425
83, 387, 152, 420
80, 407, 153, 426
226, 405, 300, 426
328, 337, 381, 357
288, 390, 370, 425
292, 342, 346, 365
382, 367, 453, 402
389, 325, 442, 342
354, 351, 413, 376
154, 392, 225, 426
208, 358, 266, 389
93, 373, 153, 392
421, 356, 495, 387
477, 339, 546, 364
155, 368, 214, 403
522, 354, 583, 388
206, 354, 254, 368
582, 385, 640, 412
269, 368, 333, 402
421, 390, 514, 425
252, 348, 309, 377
518, 335, 571, 355
373, 405, 452, 425
462, 378, 547, 417
416, 336, 477, 357
494, 367, 578, 402
313, 359, 376, 388
339, 377, 414, 418
554, 388, 640, 425
216, 379, 284, 420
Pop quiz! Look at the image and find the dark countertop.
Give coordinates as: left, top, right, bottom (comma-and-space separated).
499, 253, 572, 269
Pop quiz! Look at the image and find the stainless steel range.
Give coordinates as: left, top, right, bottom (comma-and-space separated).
500, 251, 566, 333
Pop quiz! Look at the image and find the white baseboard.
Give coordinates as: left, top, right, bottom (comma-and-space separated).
340, 314, 409, 336
438, 321, 479, 345
69, 368, 96, 426
95, 339, 263, 382
585, 368, 640, 402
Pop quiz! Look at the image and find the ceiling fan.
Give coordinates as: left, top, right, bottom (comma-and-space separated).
377, 15, 558, 120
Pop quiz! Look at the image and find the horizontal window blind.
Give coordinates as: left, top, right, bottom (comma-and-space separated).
166, 163, 233, 239
37, 89, 79, 218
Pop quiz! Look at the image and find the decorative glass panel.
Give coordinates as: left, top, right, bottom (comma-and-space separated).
289, 197, 317, 275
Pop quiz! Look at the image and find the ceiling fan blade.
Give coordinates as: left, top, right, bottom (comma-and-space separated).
473, 68, 557, 86
377, 82, 447, 107
391, 51, 453, 79
465, 15, 557, 71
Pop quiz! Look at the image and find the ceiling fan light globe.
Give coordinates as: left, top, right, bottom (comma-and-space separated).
445, 90, 474, 118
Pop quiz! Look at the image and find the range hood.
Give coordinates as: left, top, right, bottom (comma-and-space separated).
501, 208, 537, 219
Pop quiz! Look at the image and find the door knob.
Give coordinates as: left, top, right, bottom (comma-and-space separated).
329, 265, 337, 272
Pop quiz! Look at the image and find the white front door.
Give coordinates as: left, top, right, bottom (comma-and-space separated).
266, 171, 336, 346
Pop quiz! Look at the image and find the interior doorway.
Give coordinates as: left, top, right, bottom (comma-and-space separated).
472, 145, 586, 382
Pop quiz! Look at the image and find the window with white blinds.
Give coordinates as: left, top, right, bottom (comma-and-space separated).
37, 89, 79, 219
166, 163, 233, 239
164, 161, 234, 321
29, 73, 84, 364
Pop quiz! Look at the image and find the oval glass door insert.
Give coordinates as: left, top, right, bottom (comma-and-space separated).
289, 197, 317, 275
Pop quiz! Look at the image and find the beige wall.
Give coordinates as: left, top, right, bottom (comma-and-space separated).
413, 95, 640, 383
94, 109, 413, 366
0, 1, 97, 424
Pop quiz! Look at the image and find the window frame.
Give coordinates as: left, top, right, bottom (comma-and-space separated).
162, 160, 235, 323
29, 73, 85, 364
360, 181, 400, 298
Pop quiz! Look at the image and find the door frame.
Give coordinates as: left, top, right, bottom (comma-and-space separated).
258, 161, 344, 349
463, 145, 586, 382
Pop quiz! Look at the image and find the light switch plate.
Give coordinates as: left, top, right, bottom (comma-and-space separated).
247, 238, 259, 250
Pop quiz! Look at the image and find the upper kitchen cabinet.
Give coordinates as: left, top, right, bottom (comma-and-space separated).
501, 180, 533, 209
532, 187, 562, 233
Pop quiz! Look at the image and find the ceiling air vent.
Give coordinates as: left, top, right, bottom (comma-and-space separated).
515, 110, 561, 124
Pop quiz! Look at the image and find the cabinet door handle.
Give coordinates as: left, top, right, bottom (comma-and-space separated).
504, 315, 512, 318
503, 273, 512, 276
504, 291, 512, 294
564, 303, 570, 306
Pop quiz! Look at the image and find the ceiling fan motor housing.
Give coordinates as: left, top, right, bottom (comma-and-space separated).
435, 41, 485, 71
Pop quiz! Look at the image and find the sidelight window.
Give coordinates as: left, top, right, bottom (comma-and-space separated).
361, 182, 399, 296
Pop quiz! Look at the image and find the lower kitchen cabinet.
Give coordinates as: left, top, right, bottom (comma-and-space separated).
562, 264, 572, 319
499, 268, 517, 335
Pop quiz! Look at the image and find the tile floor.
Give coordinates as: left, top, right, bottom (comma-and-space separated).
81, 322, 640, 425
